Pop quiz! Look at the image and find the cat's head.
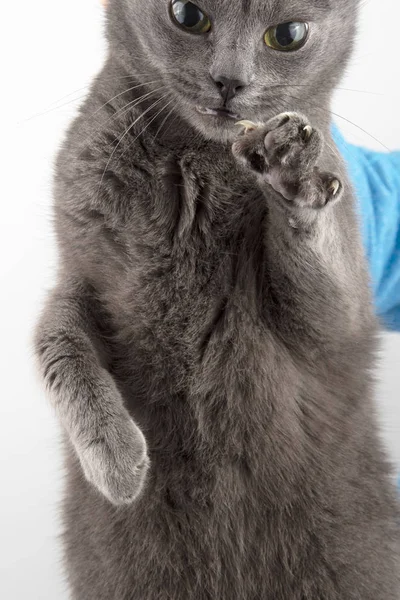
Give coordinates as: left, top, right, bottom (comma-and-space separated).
108, 0, 359, 142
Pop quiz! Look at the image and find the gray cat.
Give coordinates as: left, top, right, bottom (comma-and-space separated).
34, 0, 400, 598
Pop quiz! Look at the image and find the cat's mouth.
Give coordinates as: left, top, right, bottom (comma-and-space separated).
196, 106, 240, 120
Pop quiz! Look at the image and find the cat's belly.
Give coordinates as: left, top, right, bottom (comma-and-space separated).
68, 272, 398, 599
62, 346, 399, 600
63, 331, 319, 600
63, 444, 398, 600
63, 447, 308, 600
111, 302, 307, 499
63, 318, 309, 599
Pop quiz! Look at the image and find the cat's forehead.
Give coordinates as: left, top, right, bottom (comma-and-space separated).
193, 0, 336, 14
169, 0, 352, 28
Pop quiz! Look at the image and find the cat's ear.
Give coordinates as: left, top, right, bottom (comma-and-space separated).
101, 0, 108, 7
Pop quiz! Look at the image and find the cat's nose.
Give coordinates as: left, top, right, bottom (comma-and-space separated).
211, 74, 248, 103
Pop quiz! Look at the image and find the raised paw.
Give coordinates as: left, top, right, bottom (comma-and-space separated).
232, 112, 343, 211
77, 417, 149, 506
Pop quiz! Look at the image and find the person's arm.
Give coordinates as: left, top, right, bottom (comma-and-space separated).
333, 126, 400, 331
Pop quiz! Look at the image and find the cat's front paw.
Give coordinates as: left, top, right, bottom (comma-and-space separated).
77, 417, 149, 506
232, 113, 343, 211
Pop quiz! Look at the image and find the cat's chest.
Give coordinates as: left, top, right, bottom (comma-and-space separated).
130, 148, 268, 278
127, 167, 268, 325
102, 149, 272, 375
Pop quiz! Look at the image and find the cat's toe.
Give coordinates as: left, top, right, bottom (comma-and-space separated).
232, 126, 269, 174
263, 112, 323, 171
232, 112, 322, 178
298, 170, 344, 209
232, 113, 340, 214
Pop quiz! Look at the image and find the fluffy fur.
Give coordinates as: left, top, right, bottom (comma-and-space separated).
34, 0, 400, 598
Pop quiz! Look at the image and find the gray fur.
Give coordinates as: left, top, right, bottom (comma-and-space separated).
34, 0, 400, 598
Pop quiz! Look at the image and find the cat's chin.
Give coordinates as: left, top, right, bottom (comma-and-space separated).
195, 119, 240, 143
182, 106, 244, 144
176, 101, 268, 144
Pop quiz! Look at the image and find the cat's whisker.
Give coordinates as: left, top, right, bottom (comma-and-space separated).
158, 106, 185, 141
96, 95, 170, 200
334, 87, 384, 97
280, 93, 354, 158
329, 111, 390, 151
37, 72, 169, 107
46, 85, 97, 108
280, 90, 391, 152
159, 112, 180, 141
90, 81, 164, 120
44, 71, 153, 107
19, 81, 153, 124
268, 83, 385, 97
74, 87, 168, 161
19, 74, 171, 124
19, 94, 91, 124
133, 98, 175, 145
153, 105, 176, 143
91, 86, 167, 128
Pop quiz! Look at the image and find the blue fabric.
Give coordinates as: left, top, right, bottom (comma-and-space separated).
332, 126, 400, 331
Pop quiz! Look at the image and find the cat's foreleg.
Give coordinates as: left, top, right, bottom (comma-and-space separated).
34, 278, 149, 505
232, 113, 370, 349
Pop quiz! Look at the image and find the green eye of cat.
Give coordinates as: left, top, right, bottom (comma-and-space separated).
170, 0, 211, 34
264, 22, 309, 52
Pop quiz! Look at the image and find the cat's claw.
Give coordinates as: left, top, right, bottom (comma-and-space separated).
235, 120, 259, 133
329, 178, 341, 196
302, 125, 313, 141
232, 112, 343, 212
77, 417, 149, 506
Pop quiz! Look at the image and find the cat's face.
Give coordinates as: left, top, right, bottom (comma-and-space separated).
110, 0, 358, 142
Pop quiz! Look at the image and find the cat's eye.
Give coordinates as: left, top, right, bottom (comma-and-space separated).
170, 0, 211, 34
264, 22, 309, 52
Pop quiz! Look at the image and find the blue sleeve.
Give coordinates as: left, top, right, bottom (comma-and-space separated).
332, 126, 400, 331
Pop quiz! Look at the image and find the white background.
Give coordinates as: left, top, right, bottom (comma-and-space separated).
1, 1, 399, 598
